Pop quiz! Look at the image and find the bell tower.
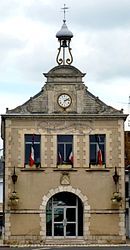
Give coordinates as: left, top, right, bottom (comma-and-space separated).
56, 4, 73, 65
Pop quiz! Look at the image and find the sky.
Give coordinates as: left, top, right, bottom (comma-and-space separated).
0, 0, 130, 150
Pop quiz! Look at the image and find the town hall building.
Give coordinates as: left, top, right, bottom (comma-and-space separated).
1, 14, 127, 245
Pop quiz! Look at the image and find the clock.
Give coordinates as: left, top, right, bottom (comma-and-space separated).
58, 94, 72, 108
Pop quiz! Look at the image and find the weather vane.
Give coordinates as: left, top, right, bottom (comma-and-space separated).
56, 4, 73, 65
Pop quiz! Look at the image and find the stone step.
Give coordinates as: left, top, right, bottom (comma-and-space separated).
45, 239, 86, 246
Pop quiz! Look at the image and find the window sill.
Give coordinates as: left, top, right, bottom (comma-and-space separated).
21, 168, 45, 172
54, 169, 77, 171
85, 168, 110, 172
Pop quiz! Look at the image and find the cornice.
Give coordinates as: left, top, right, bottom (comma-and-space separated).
1, 113, 128, 121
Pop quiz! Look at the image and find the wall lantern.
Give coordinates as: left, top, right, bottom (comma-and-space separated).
111, 167, 122, 204
9, 167, 19, 208
113, 167, 119, 185
11, 167, 18, 185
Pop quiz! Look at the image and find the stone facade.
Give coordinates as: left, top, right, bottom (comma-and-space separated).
1, 65, 127, 245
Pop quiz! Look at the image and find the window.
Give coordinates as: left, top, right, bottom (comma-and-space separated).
25, 134, 41, 167
125, 181, 129, 198
128, 132, 130, 142
57, 135, 73, 165
89, 134, 106, 166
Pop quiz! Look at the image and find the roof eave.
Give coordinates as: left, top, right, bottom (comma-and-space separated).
1, 113, 128, 121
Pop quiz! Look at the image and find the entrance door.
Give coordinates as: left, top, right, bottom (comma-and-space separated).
46, 192, 83, 237
53, 206, 77, 237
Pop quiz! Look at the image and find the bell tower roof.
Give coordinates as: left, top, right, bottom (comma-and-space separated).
56, 20, 73, 40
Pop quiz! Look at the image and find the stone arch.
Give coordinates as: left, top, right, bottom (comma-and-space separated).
39, 185, 90, 240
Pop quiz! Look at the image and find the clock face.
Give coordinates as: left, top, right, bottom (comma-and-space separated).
58, 94, 72, 108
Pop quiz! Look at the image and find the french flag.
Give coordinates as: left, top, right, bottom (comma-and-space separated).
29, 136, 35, 167
97, 143, 102, 165
69, 151, 73, 164
58, 152, 63, 164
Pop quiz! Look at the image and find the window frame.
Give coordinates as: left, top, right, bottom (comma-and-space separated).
57, 135, 73, 165
24, 134, 41, 168
89, 134, 106, 167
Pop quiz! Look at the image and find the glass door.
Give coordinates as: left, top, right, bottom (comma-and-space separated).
53, 207, 64, 236
52, 206, 77, 237
65, 207, 77, 236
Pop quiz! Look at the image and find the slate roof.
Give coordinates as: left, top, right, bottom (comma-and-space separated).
5, 65, 126, 119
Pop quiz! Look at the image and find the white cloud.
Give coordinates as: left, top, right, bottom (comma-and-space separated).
87, 78, 130, 112
0, 0, 129, 142
71, 0, 130, 30
72, 28, 130, 82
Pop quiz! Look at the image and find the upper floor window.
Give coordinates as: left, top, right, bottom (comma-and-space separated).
89, 134, 106, 166
25, 134, 41, 168
57, 135, 73, 165
127, 132, 130, 142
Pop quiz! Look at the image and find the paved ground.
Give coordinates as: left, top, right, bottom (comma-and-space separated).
1, 247, 130, 250
0, 246, 130, 250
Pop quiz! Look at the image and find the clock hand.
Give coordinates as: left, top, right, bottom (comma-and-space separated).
64, 98, 70, 102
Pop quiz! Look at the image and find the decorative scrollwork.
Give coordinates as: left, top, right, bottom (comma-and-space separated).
56, 44, 73, 65
66, 48, 73, 65
56, 47, 63, 65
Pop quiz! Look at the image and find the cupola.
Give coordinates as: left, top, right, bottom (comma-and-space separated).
56, 20, 73, 40
56, 4, 73, 65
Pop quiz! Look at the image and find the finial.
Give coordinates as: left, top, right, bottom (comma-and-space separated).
56, 4, 73, 65
61, 4, 69, 22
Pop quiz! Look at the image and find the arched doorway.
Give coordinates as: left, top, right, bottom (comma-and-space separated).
46, 192, 83, 237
